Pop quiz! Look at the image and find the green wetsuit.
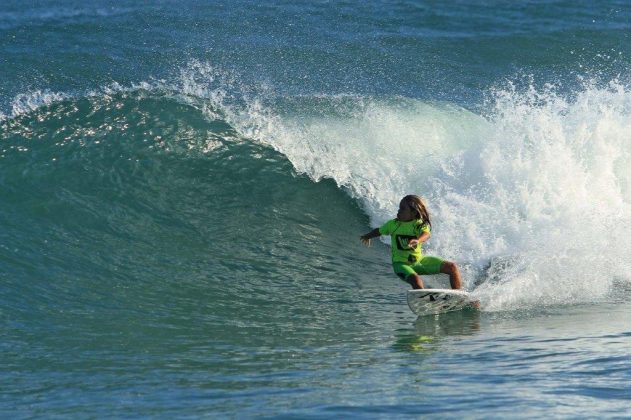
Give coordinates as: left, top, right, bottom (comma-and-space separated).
378, 218, 444, 280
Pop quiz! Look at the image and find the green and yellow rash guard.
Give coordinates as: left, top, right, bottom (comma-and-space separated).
379, 219, 431, 264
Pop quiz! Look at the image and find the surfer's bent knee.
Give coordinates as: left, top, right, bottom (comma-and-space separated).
407, 274, 424, 289
440, 261, 458, 273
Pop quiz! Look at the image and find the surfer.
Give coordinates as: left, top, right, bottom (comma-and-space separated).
360, 195, 462, 290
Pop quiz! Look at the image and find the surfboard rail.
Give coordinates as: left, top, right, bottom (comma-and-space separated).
407, 288, 473, 316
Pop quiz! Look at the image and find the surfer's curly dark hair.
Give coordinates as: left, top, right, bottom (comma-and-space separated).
402, 195, 431, 228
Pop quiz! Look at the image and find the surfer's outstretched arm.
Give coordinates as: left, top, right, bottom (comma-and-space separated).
360, 228, 381, 246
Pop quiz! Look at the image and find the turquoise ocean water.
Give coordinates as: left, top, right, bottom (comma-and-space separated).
3, 1, 631, 417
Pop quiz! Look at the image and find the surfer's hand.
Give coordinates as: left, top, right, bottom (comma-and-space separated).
407, 238, 419, 248
360, 228, 380, 246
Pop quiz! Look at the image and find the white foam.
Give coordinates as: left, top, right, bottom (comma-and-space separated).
5, 90, 69, 120
462, 80, 631, 310
6, 62, 631, 311
187, 64, 631, 310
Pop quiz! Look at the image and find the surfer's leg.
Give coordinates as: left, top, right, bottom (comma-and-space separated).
393, 263, 423, 288
440, 261, 462, 289
407, 274, 424, 289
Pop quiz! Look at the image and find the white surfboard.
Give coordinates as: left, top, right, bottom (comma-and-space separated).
407, 289, 474, 316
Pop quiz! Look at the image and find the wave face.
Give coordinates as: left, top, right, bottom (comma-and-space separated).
168, 63, 631, 310
1, 85, 384, 332
3, 64, 631, 317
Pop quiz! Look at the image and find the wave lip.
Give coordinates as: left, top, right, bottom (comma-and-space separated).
4, 62, 631, 311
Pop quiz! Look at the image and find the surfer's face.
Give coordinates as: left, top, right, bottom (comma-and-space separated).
397, 200, 416, 221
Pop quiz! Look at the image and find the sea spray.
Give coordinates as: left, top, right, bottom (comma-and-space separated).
4, 62, 631, 311
442, 80, 631, 310
177, 64, 631, 309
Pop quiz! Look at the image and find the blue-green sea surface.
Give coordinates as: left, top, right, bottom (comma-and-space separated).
2, 0, 631, 417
